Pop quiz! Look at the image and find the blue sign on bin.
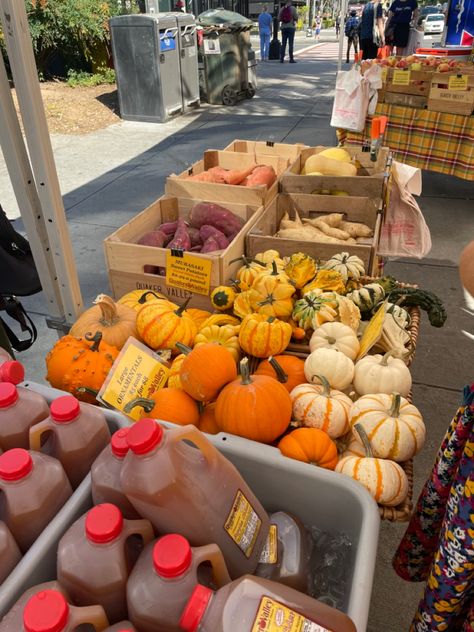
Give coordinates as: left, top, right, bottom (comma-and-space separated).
160, 34, 176, 52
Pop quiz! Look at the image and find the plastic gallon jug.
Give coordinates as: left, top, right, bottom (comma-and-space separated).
179, 576, 357, 632
121, 419, 270, 578
0, 360, 25, 385
0, 520, 22, 583
104, 623, 137, 632
57, 503, 154, 623
256, 511, 311, 592
127, 533, 231, 632
91, 428, 140, 519
0, 581, 66, 631
29, 395, 111, 489
22, 589, 109, 631
0, 448, 72, 552
0, 383, 49, 451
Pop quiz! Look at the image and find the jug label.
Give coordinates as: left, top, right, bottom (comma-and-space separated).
252, 597, 334, 632
259, 525, 278, 564
224, 490, 261, 558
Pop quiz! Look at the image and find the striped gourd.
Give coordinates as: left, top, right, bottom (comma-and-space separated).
136, 298, 196, 352
167, 354, 185, 389
346, 283, 385, 313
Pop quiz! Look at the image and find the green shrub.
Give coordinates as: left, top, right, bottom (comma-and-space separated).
66, 66, 116, 87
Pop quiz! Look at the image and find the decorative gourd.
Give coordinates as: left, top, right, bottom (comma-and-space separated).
199, 314, 240, 330
194, 325, 240, 363
123, 387, 199, 425
336, 424, 409, 506
234, 256, 267, 291
255, 355, 306, 393
292, 291, 338, 331
255, 249, 286, 269
333, 294, 361, 332
168, 354, 186, 389
215, 358, 292, 444
117, 289, 168, 312
69, 294, 138, 349
45, 332, 119, 403
350, 392, 425, 462
233, 290, 257, 319
353, 351, 412, 397
250, 262, 295, 320
290, 375, 352, 439
278, 428, 338, 470
137, 297, 197, 352
304, 348, 355, 391
288, 317, 306, 341
373, 313, 412, 359
198, 403, 220, 435
381, 303, 411, 329
302, 270, 346, 295
309, 322, 360, 360
284, 253, 317, 289
323, 252, 365, 283
346, 283, 385, 313
238, 314, 292, 358
187, 308, 212, 330
178, 342, 237, 402
210, 286, 236, 311
338, 435, 365, 459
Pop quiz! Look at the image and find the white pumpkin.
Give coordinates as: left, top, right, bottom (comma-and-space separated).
309, 322, 360, 361
290, 375, 352, 439
337, 434, 365, 459
323, 252, 365, 283
353, 351, 412, 397
304, 348, 355, 391
350, 392, 425, 462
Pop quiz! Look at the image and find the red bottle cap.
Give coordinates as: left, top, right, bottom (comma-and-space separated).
0, 448, 33, 481
111, 428, 131, 458
179, 585, 213, 632
0, 361, 25, 385
153, 534, 193, 578
127, 418, 163, 455
50, 395, 81, 423
85, 503, 124, 544
0, 382, 19, 408
23, 590, 69, 632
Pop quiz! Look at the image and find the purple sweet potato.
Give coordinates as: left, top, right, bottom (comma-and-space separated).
137, 230, 167, 247
190, 245, 202, 252
157, 220, 178, 236
199, 225, 229, 249
188, 203, 244, 237
167, 217, 191, 251
187, 226, 203, 248
201, 236, 221, 253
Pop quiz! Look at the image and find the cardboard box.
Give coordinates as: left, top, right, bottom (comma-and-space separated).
165, 150, 288, 206
280, 146, 390, 199
428, 72, 474, 114
246, 193, 382, 273
223, 139, 307, 162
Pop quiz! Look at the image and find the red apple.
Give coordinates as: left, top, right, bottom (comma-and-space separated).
438, 62, 450, 72
396, 59, 409, 69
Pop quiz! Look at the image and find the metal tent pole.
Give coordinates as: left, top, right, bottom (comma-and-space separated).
337, 0, 348, 71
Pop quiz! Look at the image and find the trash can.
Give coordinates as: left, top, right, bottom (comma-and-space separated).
109, 14, 183, 123
248, 48, 257, 93
174, 13, 200, 112
197, 9, 255, 106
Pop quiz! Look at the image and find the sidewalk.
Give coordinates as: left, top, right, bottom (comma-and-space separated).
1, 50, 473, 632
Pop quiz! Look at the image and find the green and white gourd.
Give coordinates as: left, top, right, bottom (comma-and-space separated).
323, 252, 365, 283
383, 302, 411, 329
346, 283, 386, 313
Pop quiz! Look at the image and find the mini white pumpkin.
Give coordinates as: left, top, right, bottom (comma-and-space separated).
323, 252, 365, 283
309, 322, 360, 361
336, 423, 409, 507
304, 348, 355, 391
353, 350, 412, 397
337, 434, 365, 459
350, 392, 425, 462
290, 375, 352, 439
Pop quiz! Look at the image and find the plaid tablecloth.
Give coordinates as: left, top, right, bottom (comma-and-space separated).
337, 103, 474, 181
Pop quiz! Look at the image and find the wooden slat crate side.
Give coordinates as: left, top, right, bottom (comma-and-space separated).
223, 139, 307, 161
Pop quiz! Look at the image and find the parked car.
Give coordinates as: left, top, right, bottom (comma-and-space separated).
423, 13, 445, 33
417, 5, 439, 26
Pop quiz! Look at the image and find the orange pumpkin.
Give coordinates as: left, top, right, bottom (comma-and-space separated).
124, 387, 199, 426
45, 331, 119, 403
198, 403, 220, 435
179, 343, 237, 402
278, 428, 338, 470
137, 298, 197, 352
255, 355, 306, 393
168, 354, 186, 389
215, 358, 292, 444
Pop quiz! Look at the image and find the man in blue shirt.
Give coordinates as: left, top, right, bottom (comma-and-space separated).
344, 10, 360, 63
360, 0, 384, 59
258, 5, 273, 61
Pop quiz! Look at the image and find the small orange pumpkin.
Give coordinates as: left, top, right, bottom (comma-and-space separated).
124, 387, 199, 426
198, 403, 220, 435
255, 355, 306, 393
278, 428, 338, 470
178, 343, 237, 402
137, 298, 197, 352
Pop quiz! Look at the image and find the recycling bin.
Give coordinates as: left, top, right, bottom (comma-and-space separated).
109, 14, 183, 123
175, 13, 200, 111
248, 47, 257, 92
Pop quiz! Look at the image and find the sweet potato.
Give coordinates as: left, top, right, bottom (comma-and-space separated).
189, 203, 244, 237
157, 220, 178, 236
186, 171, 226, 183
303, 218, 351, 240
316, 213, 345, 228
187, 226, 203, 247
339, 220, 373, 238
201, 236, 222, 253
199, 225, 229, 249
137, 230, 167, 247
243, 165, 277, 189
167, 218, 191, 251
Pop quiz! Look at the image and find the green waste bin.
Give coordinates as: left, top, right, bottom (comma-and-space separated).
197, 9, 255, 106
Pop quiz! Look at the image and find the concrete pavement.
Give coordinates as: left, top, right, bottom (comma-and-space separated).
1, 42, 473, 632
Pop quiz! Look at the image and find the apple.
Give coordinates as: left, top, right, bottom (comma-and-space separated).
438, 62, 450, 72
396, 59, 409, 69
405, 55, 416, 64
387, 56, 397, 67
410, 62, 423, 71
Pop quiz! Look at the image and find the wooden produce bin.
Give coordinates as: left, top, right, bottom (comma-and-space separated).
166, 150, 288, 207
384, 92, 427, 108
223, 139, 307, 162
246, 193, 382, 273
280, 146, 390, 199
428, 73, 474, 114
104, 195, 264, 309
385, 68, 432, 97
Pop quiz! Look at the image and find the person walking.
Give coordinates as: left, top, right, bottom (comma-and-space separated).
279, 0, 298, 63
258, 5, 273, 60
314, 14, 322, 41
344, 9, 359, 63
386, 0, 419, 55
359, 0, 384, 60
335, 14, 341, 37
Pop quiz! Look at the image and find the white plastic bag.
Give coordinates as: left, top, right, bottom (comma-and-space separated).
330, 68, 370, 132
378, 161, 432, 259
364, 64, 383, 115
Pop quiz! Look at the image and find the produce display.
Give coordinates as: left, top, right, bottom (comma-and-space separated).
276, 211, 373, 246
363, 54, 473, 73
185, 163, 277, 187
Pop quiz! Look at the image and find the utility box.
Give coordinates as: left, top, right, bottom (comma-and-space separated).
109, 14, 183, 123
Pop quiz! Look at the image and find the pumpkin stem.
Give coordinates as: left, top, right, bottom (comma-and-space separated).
326, 336, 337, 345
138, 291, 165, 305
311, 374, 331, 396
270, 260, 278, 275
84, 331, 103, 351
124, 397, 155, 414
94, 294, 119, 325
176, 342, 192, 355
389, 392, 402, 417
239, 357, 253, 386
76, 387, 99, 398
229, 256, 265, 268
266, 316, 276, 324
175, 297, 192, 317
380, 350, 399, 366
353, 423, 373, 458
268, 356, 288, 384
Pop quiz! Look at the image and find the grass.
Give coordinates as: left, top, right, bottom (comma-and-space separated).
66, 66, 115, 88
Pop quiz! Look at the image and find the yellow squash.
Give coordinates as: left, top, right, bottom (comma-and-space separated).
303, 269, 346, 295
285, 252, 317, 289
194, 324, 241, 363
251, 261, 295, 320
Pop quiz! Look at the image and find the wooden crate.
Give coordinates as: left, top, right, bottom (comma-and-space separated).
385, 92, 427, 108
104, 195, 264, 304
165, 150, 288, 206
428, 72, 474, 115
385, 68, 432, 96
246, 193, 382, 272
280, 146, 390, 199
223, 139, 307, 162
